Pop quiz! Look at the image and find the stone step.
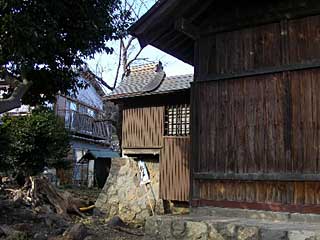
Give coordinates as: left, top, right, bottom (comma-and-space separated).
191, 207, 320, 224
145, 213, 320, 239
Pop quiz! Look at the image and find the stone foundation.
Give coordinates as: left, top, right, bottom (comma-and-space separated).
144, 208, 320, 239
95, 157, 163, 226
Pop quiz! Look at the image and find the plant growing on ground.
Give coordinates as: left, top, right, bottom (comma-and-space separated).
1, 108, 70, 182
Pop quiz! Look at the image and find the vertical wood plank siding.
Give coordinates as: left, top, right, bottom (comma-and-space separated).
122, 106, 164, 148
160, 137, 190, 201
193, 73, 286, 175
193, 68, 320, 207
207, 23, 281, 75
192, 14, 320, 211
199, 15, 320, 80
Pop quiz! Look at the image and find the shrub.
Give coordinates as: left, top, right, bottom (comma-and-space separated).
1, 108, 70, 180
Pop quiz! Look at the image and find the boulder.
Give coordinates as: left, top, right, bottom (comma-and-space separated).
95, 158, 163, 226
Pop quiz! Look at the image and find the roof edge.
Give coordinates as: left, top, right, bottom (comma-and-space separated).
104, 88, 190, 102
129, 0, 170, 35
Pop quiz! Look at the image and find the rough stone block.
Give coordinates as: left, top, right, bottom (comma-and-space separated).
288, 230, 316, 240
95, 157, 162, 226
171, 220, 187, 238
260, 229, 287, 240
218, 223, 238, 239
237, 226, 259, 240
208, 226, 225, 240
185, 221, 208, 239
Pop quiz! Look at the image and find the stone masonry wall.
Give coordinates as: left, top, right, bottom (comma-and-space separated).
95, 157, 163, 226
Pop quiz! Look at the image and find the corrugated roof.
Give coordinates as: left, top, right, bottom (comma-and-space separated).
106, 62, 193, 100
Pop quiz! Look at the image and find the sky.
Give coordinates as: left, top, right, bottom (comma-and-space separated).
86, 0, 194, 90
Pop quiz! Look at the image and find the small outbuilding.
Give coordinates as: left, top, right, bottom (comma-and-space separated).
106, 62, 192, 203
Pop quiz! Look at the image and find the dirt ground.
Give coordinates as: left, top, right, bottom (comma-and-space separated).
0, 183, 145, 240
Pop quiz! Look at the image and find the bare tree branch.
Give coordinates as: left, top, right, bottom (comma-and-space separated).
113, 40, 123, 89
126, 46, 144, 69
121, 38, 127, 76
93, 75, 114, 91
91, 0, 154, 91
0, 77, 32, 114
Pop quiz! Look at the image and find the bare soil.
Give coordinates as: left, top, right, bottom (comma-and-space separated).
0, 181, 144, 240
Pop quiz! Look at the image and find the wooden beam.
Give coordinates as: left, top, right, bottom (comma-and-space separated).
122, 148, 161, 155
197, 60, 320, 83
193, 172, 320, 181
200, 4, 320, 36
175, 18, 200, 40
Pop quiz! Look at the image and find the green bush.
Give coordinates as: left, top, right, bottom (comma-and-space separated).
0, 108, 70, 179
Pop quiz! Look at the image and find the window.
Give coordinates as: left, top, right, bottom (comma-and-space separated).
164, 104, 190, 136
78, 103, 96, 117
66, 100, 77, 111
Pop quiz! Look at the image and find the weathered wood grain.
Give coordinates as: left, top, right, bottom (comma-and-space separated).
122, 106, 164, 149
160, 137, 190, 201
191, 68, 320, 211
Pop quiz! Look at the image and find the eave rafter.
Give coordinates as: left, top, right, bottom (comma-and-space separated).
174, 18, 200, 40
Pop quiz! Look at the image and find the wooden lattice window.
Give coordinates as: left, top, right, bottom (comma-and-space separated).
164, 104, 190, 136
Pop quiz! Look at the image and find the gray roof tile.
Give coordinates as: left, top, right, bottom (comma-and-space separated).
107, 63, 193, 100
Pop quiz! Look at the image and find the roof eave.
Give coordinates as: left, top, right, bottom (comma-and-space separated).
129, 0, 195, 65
129, 0, 171, 36
104, 88, 190, 102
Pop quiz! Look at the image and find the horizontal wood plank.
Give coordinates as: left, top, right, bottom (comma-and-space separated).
194, 172, 320, 181
200, 61, 320, 83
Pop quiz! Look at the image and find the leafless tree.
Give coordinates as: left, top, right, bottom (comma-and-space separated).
93, 0, 157, 91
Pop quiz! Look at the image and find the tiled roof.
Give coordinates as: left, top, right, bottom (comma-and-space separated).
107, 62, 193, 100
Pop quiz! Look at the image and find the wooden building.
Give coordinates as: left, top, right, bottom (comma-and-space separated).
130, 0, 320, 213
106, 63, 192, 202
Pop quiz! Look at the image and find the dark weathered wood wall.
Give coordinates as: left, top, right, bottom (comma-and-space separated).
193, 69, 320, 174
198, 15, 320, 81
195, 180, 320, 213
192, 14, 320, 211
122, 106, 164, 148
160, 137, 190, 201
